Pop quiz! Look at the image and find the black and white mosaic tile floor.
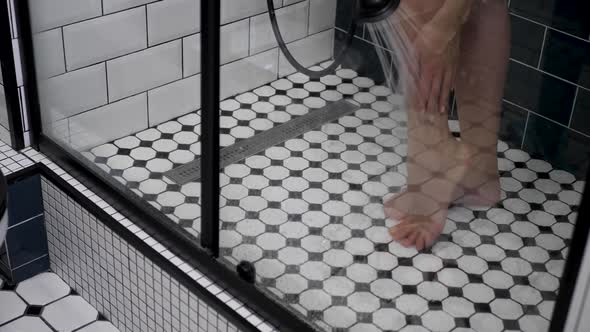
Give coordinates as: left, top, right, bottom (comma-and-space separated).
0, 272, 118, 331
84, 66, 583, 332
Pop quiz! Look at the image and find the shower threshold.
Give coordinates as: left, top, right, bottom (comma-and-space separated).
84, 67, 581, 332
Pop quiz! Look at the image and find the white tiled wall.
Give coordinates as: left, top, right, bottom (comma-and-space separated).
31, 0, 336, 149
41, 178, 244, 332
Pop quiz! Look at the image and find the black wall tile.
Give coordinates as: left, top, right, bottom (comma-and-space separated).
523, 114, 590, 178
541, 30, 590, 89
509, 14, 546, 67
7, 175, 43, 226
504, 61, 576, 125
510, 0, 590, 39
570, 88, 590, 135
11, 255, 49, 283
5, 216, 48, 268
499, 102, 528, 148
335, 0, 363, 37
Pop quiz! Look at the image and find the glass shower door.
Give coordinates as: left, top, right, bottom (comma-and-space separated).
216, 1, 585, 332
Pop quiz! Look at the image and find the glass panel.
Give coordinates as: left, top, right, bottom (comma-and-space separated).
24, 0, 589, 330
218, 0, 585, 331
0, 71, 9, 143
29, 1, 203, 239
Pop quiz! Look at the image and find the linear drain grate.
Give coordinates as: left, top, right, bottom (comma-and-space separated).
164, 100, 360, 185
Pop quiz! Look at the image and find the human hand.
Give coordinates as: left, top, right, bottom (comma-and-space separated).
409, 23, 460, 114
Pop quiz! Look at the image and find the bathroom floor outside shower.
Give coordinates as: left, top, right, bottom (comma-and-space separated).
0, 272, 119, 331
84, 63, 581, 332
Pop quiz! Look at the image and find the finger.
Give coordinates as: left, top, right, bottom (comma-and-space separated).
418, 64, 432, 113
401, 230, 419, 247
427, 69, 443, 113
390, 224, 413, 241
439, 66, 453, 114
415, 232, 426, 251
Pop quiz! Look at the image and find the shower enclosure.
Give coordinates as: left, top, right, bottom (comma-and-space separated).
16, 0, 590, 331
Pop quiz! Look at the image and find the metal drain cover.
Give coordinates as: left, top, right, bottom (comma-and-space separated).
164, 100, 360, 185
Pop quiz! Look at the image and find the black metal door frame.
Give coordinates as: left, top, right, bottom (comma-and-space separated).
0, 0, 25, 149
11, 0, 590, 331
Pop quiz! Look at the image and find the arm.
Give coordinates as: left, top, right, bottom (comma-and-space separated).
424, 0, 473, 48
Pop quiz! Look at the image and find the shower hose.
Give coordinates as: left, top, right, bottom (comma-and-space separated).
266, 0, 358, 79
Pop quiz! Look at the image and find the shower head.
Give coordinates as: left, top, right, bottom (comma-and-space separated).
357, 0, 400, 23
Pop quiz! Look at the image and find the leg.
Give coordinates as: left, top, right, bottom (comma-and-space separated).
454, 0, 510, 204
385, 0, 511, 250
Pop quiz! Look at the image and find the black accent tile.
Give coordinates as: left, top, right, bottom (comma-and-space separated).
510, 14, 546, 66
455, 317, 470, 328
25, 305, 43, 316
402, 285, 417, 294
510, 0, 590, 39
503, 320, 520, 330
428, 300, 442, 310
504, 60, 576, 124
474, 302, 492, 313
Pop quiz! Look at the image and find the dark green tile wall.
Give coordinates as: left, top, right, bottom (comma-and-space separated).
334, 0, 590, 178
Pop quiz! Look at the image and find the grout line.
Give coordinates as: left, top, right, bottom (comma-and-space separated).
146, 91, 150, 127
509, 58, 590, 92
306, 0, 311, 35
32, 2, 164, 35
11, 254, 48, 270
104, 62, 110, 103
504, 98, 590, 139
61, 27, 68, 71
568, 87, 579, 128
47, 23, 332, 83
247, 18, 251, 56
537, 27, 547, 69
145, 5, 149, 47
7, 212, 44, 229
180, 36, 184, 77
520, 110, 530, 149
509, 12, 590, 44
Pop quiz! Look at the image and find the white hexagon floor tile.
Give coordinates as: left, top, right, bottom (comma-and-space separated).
84, 64, 581, 332
0, 273, 119, 332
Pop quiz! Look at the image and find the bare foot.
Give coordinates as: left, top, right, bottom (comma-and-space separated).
384, 139, 500, 250
390, 212, 447, 251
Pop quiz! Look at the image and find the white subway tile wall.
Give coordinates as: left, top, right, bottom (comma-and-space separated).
147, 0, 200, 46
32, 28, 66, 79
278, 29, 334, 76
103, 0, 159, 15
148, 74, 202, 126
29, 0, 102, 33
249, 1, 309, 55
182, 33, 201, 76
69, 93, 149, 149
39, 63, 108, 123
63, 7, 147, 70
32, 0, 337, 148
107, 40, 182, 101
